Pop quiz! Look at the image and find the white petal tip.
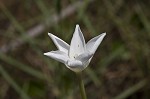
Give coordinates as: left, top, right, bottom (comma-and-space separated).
48, 33, 56, 39
44, 52, 53, 57
48, 33, 52, 36
76, 24, 80, 28
103, 32, 106, 36
101, 32, 106, 38
44, 53, 48, 56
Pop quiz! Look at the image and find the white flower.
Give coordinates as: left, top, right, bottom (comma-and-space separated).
44, 24, 106, 72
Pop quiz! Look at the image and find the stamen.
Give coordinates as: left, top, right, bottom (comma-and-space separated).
74, 54, 78, 59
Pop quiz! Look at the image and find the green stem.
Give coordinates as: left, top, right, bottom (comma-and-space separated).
76, 72, 87, 99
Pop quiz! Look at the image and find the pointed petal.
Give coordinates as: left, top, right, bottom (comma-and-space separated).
44, 51, 69, 64
69, 24, 86, 59
48, 33, 69, 53
86, 33, 106, 54
76, 51, 93, 64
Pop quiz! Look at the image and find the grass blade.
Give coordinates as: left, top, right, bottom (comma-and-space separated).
0, 65, 31, 99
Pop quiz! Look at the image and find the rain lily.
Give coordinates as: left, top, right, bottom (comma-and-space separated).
44, 24, 106, 72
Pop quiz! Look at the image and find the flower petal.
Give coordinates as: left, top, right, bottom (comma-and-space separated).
69, 25, 86, 59
48, 33, 69, 53
86, 33, 106, 54
66, 60, 84, 72
67, 60, 83, 67
44, 51, 69, 64
76, 51, 93, 64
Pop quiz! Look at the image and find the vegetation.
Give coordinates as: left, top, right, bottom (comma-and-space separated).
0, 0, 150, 99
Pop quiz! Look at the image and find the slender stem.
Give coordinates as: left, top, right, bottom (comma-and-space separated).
76, 72, 87, 99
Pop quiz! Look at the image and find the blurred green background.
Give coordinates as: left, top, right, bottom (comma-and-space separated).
0, 0, 150, 99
